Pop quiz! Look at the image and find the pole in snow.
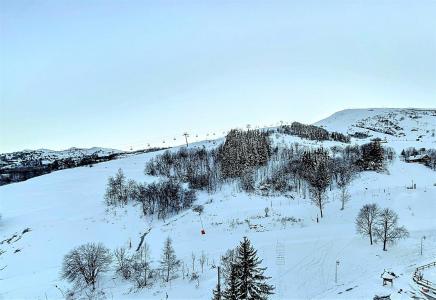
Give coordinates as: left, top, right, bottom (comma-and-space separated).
421, 236, 426, 256
183, 133, 189, 147
335, 260, 340, 284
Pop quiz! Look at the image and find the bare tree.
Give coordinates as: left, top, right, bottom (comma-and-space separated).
114, 246, 132, 280
375, 208, 409, 251
356, 203, 380, 245
191, 252, 196, 272
131, 243, 153, 288
336, 161, 356, 210
160, 237, 180, 283
61, 243, 112, 290
199, 251, 206, 273
105, 168, 128, 206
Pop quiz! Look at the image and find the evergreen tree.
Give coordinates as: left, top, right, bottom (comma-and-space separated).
301, 149, 331, 218
233, 237, 274, 300
359, 141, 385, 170
160, 237, 180, 283
222, 263, 239, 300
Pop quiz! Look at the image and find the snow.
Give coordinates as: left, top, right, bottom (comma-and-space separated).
315, 108, 436, 147
406, 154, 430, 161
0, 147, 124, 169
1, 109, 436, 299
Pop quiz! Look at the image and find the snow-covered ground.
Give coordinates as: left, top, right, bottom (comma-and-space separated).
0, 147, 124, 170
1, 108, 435, 299
315, 108, 436, 144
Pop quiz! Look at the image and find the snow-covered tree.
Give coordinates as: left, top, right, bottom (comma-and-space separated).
221, 249, 236, 286
308, 164, 330, 218
219, 129, 271, 179
358, 141, 385, 171
222, 263, 238, 300
233, 237, 274, 300
160, 237, 180, 283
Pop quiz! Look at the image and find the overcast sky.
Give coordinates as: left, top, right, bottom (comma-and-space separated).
1, 0, 435, 152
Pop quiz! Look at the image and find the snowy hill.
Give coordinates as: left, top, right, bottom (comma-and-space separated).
0, 147, 126, 185
0, 147, 124, 169
1, 109, 436, 300
315, 108, 436, 144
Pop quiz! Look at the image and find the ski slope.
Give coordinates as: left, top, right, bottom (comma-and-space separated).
315, 108, 436, 144
1, 109, 436, 299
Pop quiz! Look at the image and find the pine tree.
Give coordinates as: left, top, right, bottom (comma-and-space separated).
160, 237, 180, 283
234, 237, 274, 300
222, 263, 239, 300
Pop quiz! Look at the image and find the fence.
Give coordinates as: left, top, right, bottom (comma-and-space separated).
413, 261, 436, 291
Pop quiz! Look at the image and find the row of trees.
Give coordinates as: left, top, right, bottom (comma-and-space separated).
278, 122, 350, 143
356, 204, 409, 251
105, 169, 197, 220
61, 238, 276, 299
61, 237, 183, 296
144, 129, 272, 192
114, 237, 181, 289
212, 237, 274, 300
145, 147, 221, 192
144, 128, 393, 220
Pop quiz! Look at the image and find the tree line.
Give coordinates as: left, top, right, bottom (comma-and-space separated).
277, 122, 350, 143
61, 237, 275, 299
61, 237, 186, 298
105, 168, 197, 220
143, 128, 394, 220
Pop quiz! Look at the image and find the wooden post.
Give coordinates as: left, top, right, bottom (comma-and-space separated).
217, 266, 221, 300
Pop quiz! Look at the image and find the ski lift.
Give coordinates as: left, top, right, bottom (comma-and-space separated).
199, 213, 206, 235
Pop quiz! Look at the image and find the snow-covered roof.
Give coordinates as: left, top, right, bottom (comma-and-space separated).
407, 154, 430, 161
381, 271, 396, 280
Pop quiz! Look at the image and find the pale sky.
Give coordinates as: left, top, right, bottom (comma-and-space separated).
1, 0, 435, 153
